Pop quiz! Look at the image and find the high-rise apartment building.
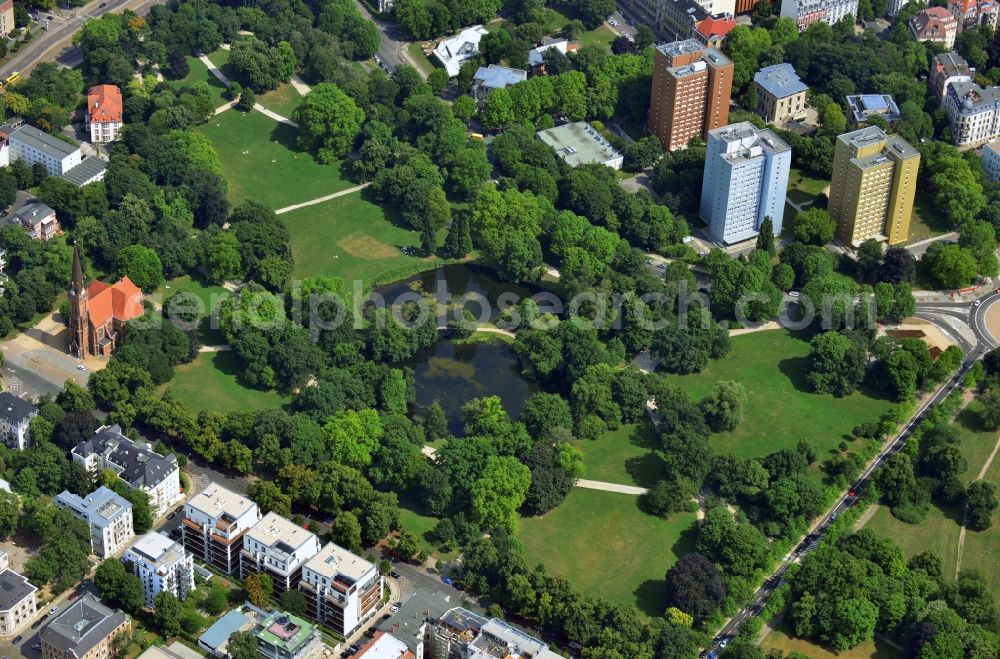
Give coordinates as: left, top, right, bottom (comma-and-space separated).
700, 123, 792, 245
648, 40, 733, 152
182, 482, 260, 574
828, 127, 920, 247
298, 543, 382, 638
123, 532, 195, 608
56, 487, 134, 559
240, 512, 321, 594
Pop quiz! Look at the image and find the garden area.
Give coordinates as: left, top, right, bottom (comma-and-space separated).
156, 274, 230, 344
164, 351, 291, 413
166, 53, 230, 107
574, 423, 662, 488
668, 329, 896, 461
762, 622, 903, 659
517, 488, 698, 616
194, 109, 355, 209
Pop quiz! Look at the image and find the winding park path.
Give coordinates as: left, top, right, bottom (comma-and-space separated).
955, 432, 1000, 578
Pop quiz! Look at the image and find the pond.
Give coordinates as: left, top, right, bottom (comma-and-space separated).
376, 264, 545, 435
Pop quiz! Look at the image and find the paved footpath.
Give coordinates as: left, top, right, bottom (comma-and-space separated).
254, 103, 298, 127
955, 431, 1000, 577
574, 479, 649, 495
290, 74, 312, 95
274, 182, 371, 214
199, 53, 231, 87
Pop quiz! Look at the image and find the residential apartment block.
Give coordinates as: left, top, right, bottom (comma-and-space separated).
241, 512, 321, 594
72, 425, 181, 518
8, 124, 81, 177
944, 81, 1000, 147
85, 85, 123, 144
429, 608, 561, 659
470, 65, 526, 103
930, 52, 973, 102
0, 0, 14, 36
12, 202, 60, 241
909, 7, 959, 49
828, 127, 920, 247
299, 543, 382, 638
780, 0, 858, 30
123, 532, 195, 608
40, 595, 129, 659
0, 569, 36, 636
0, 391, 37, 451
700, 123, 791, 245
182, 482, 260, 574
56, 486, 134, 558
648, 40, 732, 152
982, 139, 1000, 181
753, 63, 808, 125
253, 611, 321, 659
949, 0, 1000, 30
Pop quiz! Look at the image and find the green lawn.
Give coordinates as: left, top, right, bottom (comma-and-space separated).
575, 423, 663, 488
407, 43, 436, 77
763, 621, 903, 659
255, 83, 303, 120
397, 504, 458, 560
195, 109, 355, 209
864, 502, 963, 578
668, 329, 896, 460
281, 190, 442, 287
168, 55, 229, 107
164, 351, 290, 413
908, 195, 953, 243
788, 167, 829, 197
518, 488, 698, 616
577, 23, 618, 50
960, 452, 1000, 596
156, 275, 230, 345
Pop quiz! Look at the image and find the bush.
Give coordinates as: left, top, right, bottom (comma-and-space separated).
890, 500, 930, 524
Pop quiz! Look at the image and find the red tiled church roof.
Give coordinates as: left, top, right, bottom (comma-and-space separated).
87, 84, 123, 123
87, 276, 143, 327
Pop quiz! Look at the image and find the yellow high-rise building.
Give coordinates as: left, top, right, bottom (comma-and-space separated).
828, 127, 920, 247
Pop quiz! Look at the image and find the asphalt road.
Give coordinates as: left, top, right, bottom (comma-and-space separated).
707, 292, 1000, 652
354, 0, 407, 74
0, 0, 166, 80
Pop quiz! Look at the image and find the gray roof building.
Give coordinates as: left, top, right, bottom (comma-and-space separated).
0, 391, 37, 427
376, 588, 457, 655
0, 569, 36, 613
40, 594, 129, 659
9, 124, 79, 159
74, 425, 178, 490
754, 64, 808, 99
61, 157, 108, 187
535, 122, 624, 170
847, 94, 902, 124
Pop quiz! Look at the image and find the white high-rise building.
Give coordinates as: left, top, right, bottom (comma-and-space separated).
298, 543, 383, 638
240, 512, 321, 594
182, 482, 260, 575
123, 532, 195, 608
56, 486, 134, 558
700, 122, 792, 245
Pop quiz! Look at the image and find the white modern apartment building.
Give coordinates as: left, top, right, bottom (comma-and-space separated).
0, 392, 37, 451
71, 425, 182, 519
182, 482, 260, 574
298, 543, 383, 638
56, 486, 135, 559
944, 81, 1000, 147
240, 513, 321, 594
780, 0, 858, 30
700, 122, 792, 245
123, 532, 195, 608
8, 124, 82, 176
0, 569, 36, 636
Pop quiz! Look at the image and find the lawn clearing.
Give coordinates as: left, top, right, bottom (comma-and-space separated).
788, 167, 829, 197
167, 55, 229, 107
407, 42, 436, 77
156, 275, 230, 345
575, 422, 663, 488
907, 195, 952, 243
668, 329, 896, 460
959, 451, 1000, 597
280, 190, 442, 287
953, 404, 999, 486
762, 621, 903, 659
863, 503, 963, 578
195, 109, 355, 209
255, 83, 303, 120
577, 23, 617, 50
165, 351, 290, 413
398, 504, 458, 560
518, 488, 697, 615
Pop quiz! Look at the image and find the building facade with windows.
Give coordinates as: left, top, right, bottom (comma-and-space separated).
123, 532, 195, 608
0, 569, 36, 636
85, 85, 123, 144
648, 40, 733, 152
753, 63, 808, 125
11, 202, 59, 241
930, 52, 973, 102
0, 392, 37, 451
182, 482, 260, 574
982, 139, 1000, 180
943, 80, 1000, 147
56, 486, 134, 558
700, 122, 791, 245
780, 0, 858, 29
71, 424, 180, 518
240, 512, 321, 594
828, 127, 920, 247
298, 543, 382, 638
909, 7, 959, 49
40, 595, 129, 659
8, 124, 81, 176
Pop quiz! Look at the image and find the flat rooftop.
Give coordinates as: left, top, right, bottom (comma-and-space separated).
10, 124, 79, 159
304, 542, 375, 582
535, 121, 622, 168
186, 482, 257, 521
656, 39, 704, 59
0, 569, 35, 611
754, 63, 808, 98
246, 512, 317, 553
128, 531, 186, 568
255, 611, 315, 650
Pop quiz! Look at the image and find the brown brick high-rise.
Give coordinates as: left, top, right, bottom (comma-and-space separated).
648, 39, 733, 152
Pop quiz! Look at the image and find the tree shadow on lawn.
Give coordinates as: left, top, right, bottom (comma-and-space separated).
956, 406, 988, 432
777, 355, 812, 393
267, 121, 358, 185
625, 423, 666, 489
208, 350, 292, 409
629, 519, 700, 616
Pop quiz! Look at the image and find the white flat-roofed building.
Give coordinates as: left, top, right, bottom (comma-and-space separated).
700, 122, 791, 244
56, 487, 134, 558
71, 425, 181, 519
241, 512, 321, 594
123, 531, 195, 608
8, 124, 81, 176
469, 618, 562, 659
299, 543, 382, 638
182, 482, 260, 574
355, 631, 413, 659
0, 569, 36, 636
535, 122, 624, 169
433, 26, 488, 77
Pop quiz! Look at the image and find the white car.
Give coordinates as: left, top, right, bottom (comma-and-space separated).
390, 604, 400, 614
76, 364, 86, 371
608, 18, 619, 25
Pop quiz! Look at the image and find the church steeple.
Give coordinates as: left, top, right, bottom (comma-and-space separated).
71, 243, 84, 297
68, 243, 89, 357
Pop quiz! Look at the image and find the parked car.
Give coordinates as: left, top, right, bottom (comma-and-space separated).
389, 605, 399, 614
49, 606, 59, 615
441, 576, 453, 585
13, 635, 22, 644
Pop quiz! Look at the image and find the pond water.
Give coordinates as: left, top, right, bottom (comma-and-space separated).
376, 264, 544, 435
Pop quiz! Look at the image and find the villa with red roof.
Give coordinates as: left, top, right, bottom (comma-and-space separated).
85, 84, 123, 144
68, 245, 144, 358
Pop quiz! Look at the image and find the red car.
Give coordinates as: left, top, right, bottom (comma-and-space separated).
848, 488, 857, 497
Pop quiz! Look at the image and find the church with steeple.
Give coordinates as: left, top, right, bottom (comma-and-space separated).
68, 244, 144, 358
